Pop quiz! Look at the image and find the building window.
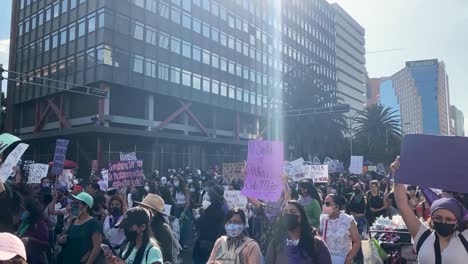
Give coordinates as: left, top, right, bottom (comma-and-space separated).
146, 0, 157, 13
97, 44, 113, 65
211, 28, 219, 42
38, 11, 44, 26
46, 7, 52, 21
98, 9, 105, 28
60, 28, 67, 45
24, 19, 30, 33
145, 26, 157, 45
182, 42, 191, 58
212, 80, 219, 94
202, 23, 210, 38
62, 0, 68, 13
193, 46, 201, 61
202, 0, 210, 11
69, 25, 76, 41
193, 18, 201, 33
228, 85, 235, 99
182, 0, 191, 11
182, 13, 191, 29
220, 57, 227, 71
211, 53, 219, 68
133, 0, 144, 8
133, 55, 144, 73
52, 32, 58, 49
70, 0, 77, 9
220, 82, 227, 96
202, 50, 210, 65
133, 21, 144, 40
170, 37, 180, 54
88, 15, 96, 33
171, 7, 181, 24
159, 32, 170, 49
78, 18, 86, 37
53, 2, 60, 18
145, 58, 157, 77
44, 36, 50, 51
202, 77, 210, 92
31, 15, 36, 30
159, 2, 170, 19
193, 74, 201, 90
170, 66, 181, 84
158, 63, 169, 80
182, 70, 191, 86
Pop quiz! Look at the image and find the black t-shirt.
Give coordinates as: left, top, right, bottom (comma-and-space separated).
61, 218, 102, 264
348, 195, 366, 214
367, 191, 384, 209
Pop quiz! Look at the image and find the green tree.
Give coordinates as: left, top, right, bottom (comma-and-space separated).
353, 104, 402, 162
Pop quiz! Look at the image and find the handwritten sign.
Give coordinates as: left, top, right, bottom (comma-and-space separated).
241, 140, 284, 202
51, 139, 69, 176
28, 164, 49, 183
0, 133, 21, 154
0, 143, 29, 182
305, 165, 329, 183
120, 152, 137, 161
349, 156, 364, 175
22, 160, 35, 177
108, 160, 144, 188
222, 162, 245, 181
285, 158, 307, 182
224, 190, 248, 209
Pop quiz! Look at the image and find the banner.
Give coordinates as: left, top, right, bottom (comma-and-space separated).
28, 164, 49, 184
305, 165, 329, 183
51, 139, 69, 176
395, 135, 468, 193
0, 143, 29, 182
108, 160, 144, 188
284, 158, 307, 182
0, 133, 21, 154
349, 156, 364, 174
222, 162, 245, 181
120, 152, 137, 161
241, 140, 284, 201
224, 190, 248, 210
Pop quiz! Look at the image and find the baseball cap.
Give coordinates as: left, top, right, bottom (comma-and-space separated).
0, 233, 27, 261
71, 192, 94, 208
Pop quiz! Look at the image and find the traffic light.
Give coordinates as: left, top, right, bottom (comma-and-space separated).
0, 64, 4, 81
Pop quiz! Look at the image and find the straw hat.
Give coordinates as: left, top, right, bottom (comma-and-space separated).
134, 194, 165, 214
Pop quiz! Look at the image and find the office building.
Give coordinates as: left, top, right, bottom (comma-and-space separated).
378, 78, 401, 128
450, 105, 465, 136
332, 3, 366, 118
6, 0, 338, 174
366, 77, 380, 107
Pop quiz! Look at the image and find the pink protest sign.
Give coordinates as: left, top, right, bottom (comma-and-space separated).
241, 140, 284, 202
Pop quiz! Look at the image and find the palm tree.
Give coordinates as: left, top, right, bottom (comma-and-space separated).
353, 104, 403, 162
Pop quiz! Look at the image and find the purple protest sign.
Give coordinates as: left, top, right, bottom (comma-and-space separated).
108, 160, 144, 188
241, 140, 284, 202
395, 135, 468, 193
51, 139, 69, 176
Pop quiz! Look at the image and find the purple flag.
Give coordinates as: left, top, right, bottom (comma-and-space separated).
241, 140, 284, 202
420, 187, 439, 206
395, 135, 468, 193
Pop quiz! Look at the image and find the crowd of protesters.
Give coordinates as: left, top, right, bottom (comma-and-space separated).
1, 157, 468, 264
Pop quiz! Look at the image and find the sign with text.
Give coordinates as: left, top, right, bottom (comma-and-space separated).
51, 139, 69, 176
28, 164, 49, 184
224, 190, 248, 210
241, 140, 284, 201
120, 152, 137, 161
222, 162, 245, 181
108, 160, 144, 188
58, 169, 74, 190
349, 156, 364, 174
98, 169, 109, 191
0, 143, 29, 182
284, 158, 307, 182
305, 165, 329, 183
22, 160, 35, 177
0, 133, 21, 154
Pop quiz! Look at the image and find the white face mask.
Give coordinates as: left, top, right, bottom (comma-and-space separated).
202, 200, 211, 210
144, 186, 150, 192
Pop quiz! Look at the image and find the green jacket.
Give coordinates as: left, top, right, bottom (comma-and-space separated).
304, 199, 322, 228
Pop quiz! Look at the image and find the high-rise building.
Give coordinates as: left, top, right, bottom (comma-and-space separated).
366, 77, 381, 107
331, 3, 366, 118
378, 78, 401, 128
450, 105, 465, 136
376, 59, 451, 136
6, 0, 337, 174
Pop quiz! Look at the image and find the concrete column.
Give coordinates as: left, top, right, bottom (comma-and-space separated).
212, 110, 217, 138
183, 113, 189, 135
146, 95, 154, 131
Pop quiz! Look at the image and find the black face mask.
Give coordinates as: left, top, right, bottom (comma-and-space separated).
282, 213, 300, 230
124, 229, 138, 241
433, 222, 457, 237
353, 189, 361, 195
110, 207, 122, 217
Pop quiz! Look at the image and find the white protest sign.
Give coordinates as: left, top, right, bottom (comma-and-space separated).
98, 169, 109, 191
224, 190, 248, 210
162, 204, 172, 216
0, 143, 29, 182
120, 152, 137, 161
284, 158, 307, 182
349, 156, 364, 174
368, 166, 377, 172
28, 164, 49, 183
305, 165, 329, 183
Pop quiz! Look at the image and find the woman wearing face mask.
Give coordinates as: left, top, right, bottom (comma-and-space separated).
366, 180, 386, 225
16, 196, 50, 264
58, 192, 103, 264
298, 180, 323, 228
193, 185, 227, 264
320, 195, 361, 264
346, 183, 367, 235
103, 196, 126, 255
207, 208, 262, 263
266, 201, 332, 264
392, 158, 468, 263
106, 207, 163, 264
171, 174, 192, 249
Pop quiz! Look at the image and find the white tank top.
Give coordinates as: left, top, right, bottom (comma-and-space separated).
175, 191, 186, 205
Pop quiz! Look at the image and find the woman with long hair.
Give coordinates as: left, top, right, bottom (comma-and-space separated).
266, 200, 332, 264
103, 196, 126, 255
106, 207, 163, 264
298, 180, 323, 228
320, 194, 361, 264
208, 208, 262, 263
366, 180, 386, 225
171, 174, 192, 248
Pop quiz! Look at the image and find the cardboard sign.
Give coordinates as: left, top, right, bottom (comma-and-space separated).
241, 140, 284, 201
349, 156, 364, 174
224, 190, 248, 210
284, 158, 307, 182
120, 152, 137, 161
222, 162, 245, 181
28, 164, 49, 184
0, 143, 29, 182
0, 133, 21, 154
51, 139, 69, 176
162, 204, 172, 216
305, 165, 329, 183
108, 160, 144, 188
395, 135, 468, 193
22, 160, 35, 177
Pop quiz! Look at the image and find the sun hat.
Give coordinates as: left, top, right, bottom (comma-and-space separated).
0, 233, 27, 261
134, 194, 165, 214
72, 192, 94, 208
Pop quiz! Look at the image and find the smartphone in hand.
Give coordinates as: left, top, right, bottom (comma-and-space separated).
101, 244, 113, 257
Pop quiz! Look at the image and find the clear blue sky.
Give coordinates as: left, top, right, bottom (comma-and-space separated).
1, 0, 467, 131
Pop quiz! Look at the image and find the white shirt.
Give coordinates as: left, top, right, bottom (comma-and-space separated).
103, 215, 126, 248
175, 191, 186, 205
320, 212, 355, 257
414, 222, 468, 264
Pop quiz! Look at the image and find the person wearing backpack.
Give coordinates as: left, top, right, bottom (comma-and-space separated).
207, 207, 262, 264
392, 157, 468, 264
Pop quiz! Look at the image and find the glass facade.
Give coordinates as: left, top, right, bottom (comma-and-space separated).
379, 79, 401, 128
